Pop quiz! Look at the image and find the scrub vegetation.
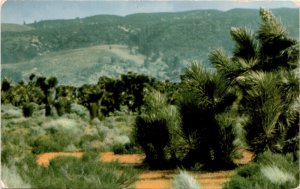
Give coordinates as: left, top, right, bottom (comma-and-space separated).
1, 8, 298, 189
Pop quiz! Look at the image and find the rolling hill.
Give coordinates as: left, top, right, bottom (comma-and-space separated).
2, 45, 173, 86
1, 8, 298, 84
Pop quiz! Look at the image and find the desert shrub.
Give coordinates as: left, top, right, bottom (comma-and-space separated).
27, 154, 137, 189
213, 112, 238, 168
261, 166, 295, 185
22, 103, 36, 117
224, 151, 299, 189
54, 97, 72, 116
134, 89, 186, 168
82, 151, 100, 161
31, 117, 86, 153
104, 133, 130, 146
112, 143, 143, 154
1, 164, 32, 188
31, 135, 62, 153
171, 170, 200, 189
70, 103, 90, 119
1, 104, 23, 118
41, 117, 84, 136
178, 63, 237, 170
79, 134, 104, 151
92, 117, 133, 149
135, 116, 169, 166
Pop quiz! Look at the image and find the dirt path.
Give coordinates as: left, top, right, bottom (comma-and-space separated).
36, 150, 254, 189
135, 170, 234, 189
233, 149, 255, 165
37, 152, 144, 167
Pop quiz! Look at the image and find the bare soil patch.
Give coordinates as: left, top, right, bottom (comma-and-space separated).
37, 152, 83, 167
233, 149, 255, 165
36, 149, 254, 189
135, 170, 234, 189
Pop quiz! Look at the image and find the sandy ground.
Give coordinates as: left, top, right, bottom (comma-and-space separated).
37, 152, 145, 166
36, 149, 254, 189
136, 170, 234, 189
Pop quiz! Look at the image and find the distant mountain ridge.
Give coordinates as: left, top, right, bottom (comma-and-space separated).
1, 8, 298, 84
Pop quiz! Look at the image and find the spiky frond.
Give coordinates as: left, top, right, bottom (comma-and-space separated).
279, 42, 300, 69
230, 27, 257, 60
209, 48, 260, 86
259, 8, 288, 42
241, 71, 286, 152
209, 49, 240, 81
257, 8, 299, 71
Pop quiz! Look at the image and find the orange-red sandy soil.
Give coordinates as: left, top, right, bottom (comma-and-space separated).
36, 149, 254, 189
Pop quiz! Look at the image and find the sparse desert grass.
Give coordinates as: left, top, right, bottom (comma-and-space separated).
172, 170, 200, 189
29, 153, 137, 189
224, 151, 299, 189
1, 165, 32, 188
70, 103, 90, 119
2, 103, 136, 155
1, 104, 138, 188
1, 104, 23, 118
260, 165, 294, 184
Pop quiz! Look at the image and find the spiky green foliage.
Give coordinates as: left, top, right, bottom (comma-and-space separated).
210, 8, 299, 155
258, 9, 299, 71
231, 27, 257, 61
211, 9, 299, 75
239, 72, 285, 153
134, 89, 185, 168
178, 63, 237, 170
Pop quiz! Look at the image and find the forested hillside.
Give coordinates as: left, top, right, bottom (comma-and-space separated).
1, 8, 298, 84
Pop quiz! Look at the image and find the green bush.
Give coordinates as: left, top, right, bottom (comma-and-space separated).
31, 131, 79, 154
134, 89, 186, 168
135, 115, 170, 167
54, 97, 72, 116
224, 152, 299, 189
22, 103, 35, 117
31, 135, 62, 154
27, 154, 137, 189
112, 143, 143, 154
178, 63, 237, 170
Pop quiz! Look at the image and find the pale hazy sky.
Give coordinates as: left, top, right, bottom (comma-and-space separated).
1, 0, 298, 24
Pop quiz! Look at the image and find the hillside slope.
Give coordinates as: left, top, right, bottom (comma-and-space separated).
2, 45, 172, 86
1, 8, 298, 84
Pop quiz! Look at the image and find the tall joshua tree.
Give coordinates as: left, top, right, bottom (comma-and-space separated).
209, 9, 299, 154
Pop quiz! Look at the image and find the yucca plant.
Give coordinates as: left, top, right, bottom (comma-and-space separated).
178, 63, 237, 170
134, 88, 186, 168
209, 8, 299, 155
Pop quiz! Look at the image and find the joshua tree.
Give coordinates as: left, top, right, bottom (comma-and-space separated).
178, 63, 237, 170
32, 76, 58, 116
134, 89, 185, 168
209, 9, 299, 154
